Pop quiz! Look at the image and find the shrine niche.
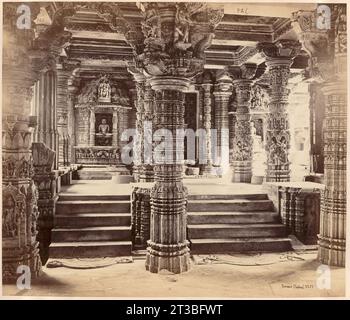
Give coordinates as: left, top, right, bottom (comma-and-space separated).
74, 74, 131, 165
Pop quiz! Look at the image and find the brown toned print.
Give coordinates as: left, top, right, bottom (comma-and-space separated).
1, 1, 347, 299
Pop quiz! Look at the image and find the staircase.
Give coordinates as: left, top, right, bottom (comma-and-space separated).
187, 193, 292, 253
50, 193, 132, 258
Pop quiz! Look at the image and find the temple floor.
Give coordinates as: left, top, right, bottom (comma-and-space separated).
60, 178, 265, 196
5, 179, 344, 298
3, 251, 345, 298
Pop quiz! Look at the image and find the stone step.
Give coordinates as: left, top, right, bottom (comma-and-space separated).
55, 213, 131, 228
56, 200, 130, 214
188, 211, 280, 225
188, 199, 274, 212
190, 238, 292, 254
188, 223, 287, 239
58, 194, 130, 201
50, 241, 132, 258
75, 171, 112, 180
188, 194, 268, 201
51, 226, 131, 242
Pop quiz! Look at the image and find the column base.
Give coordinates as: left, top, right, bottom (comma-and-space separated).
2, 245, 42, 284
231, 172, 252, 183
265, 169, 290, 182
318, 236, 346, 267
145, 241, 191, 274
201, 164, 213, 175
231, 161, 252, 183
139, 164, 154, 182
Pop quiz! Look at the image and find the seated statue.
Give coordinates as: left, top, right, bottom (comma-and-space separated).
98, 118, 110, 135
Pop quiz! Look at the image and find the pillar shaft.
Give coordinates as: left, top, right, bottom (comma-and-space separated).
146, 78, 191, 274
318, 82, 347, 266
2, 20, 42, 281
265, 58, 292, 182
213, 90, 231, 171
201, 83, 213, 174
141, 83, 155, 182
56, 68, 70, 166
112, 108, 119, 147
232, 80, 254, 182
89, 108, 95, 147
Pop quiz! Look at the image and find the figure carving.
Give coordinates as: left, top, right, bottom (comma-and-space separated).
98, 118, 110, 135
2, 184, 26, 238
98, 75, 111, 103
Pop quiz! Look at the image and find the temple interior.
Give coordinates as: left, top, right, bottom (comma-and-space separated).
2, 2, 347, 297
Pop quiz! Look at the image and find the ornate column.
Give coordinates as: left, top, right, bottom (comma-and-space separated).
141, 82, 155, 182
56, 67, 70, 166
119, 107, 129, 153
130, 76, 145, 181
230, 64, 258, 183
258, 40, 301, 182
201, 82, 213, 174
2, 3, 42, 282
67, 82, 78, 164
132, 3, 224, 273
213, 73, 232, 173
56, 60, 80, 166
112, 107, 119, 148
292, 5, 347, 266
319, 6, 347, 266
89, 108, 95, 147
32, 143, 58, 265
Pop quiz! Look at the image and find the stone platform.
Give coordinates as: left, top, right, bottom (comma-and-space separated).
55, 179, 292, 258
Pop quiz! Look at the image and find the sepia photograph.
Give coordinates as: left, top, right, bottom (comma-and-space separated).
1, 0, 348, 304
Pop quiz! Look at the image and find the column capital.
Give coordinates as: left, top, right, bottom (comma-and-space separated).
214, 71, 233, 96
229, 63, 259, 82
139, 3, 224, 78
258, 39, 301, 62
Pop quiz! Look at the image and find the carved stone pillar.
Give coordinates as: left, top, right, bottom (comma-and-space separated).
141, 83, 155, 182
231, 80, 253, 182
258, 40, 301, 182
32, 143, 58, 265
147, 79, 190, 273
127, 3, 224, 273
292, 5, 347, 266
56, 67, 70, 166
319, 82, 347, 266
67, 84, 78, 164
2, 3, 42, 282
213, 74, 232, 173
56, 61, 79, 166
320, 7, 347, 266
89, 108, 95, 147
201, 83, 213, 174
112, 107, 119, 148
119, 108, 129, 153
131, 77, 145, 181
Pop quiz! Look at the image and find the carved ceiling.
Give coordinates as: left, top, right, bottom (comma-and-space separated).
41, 2, 311, 75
